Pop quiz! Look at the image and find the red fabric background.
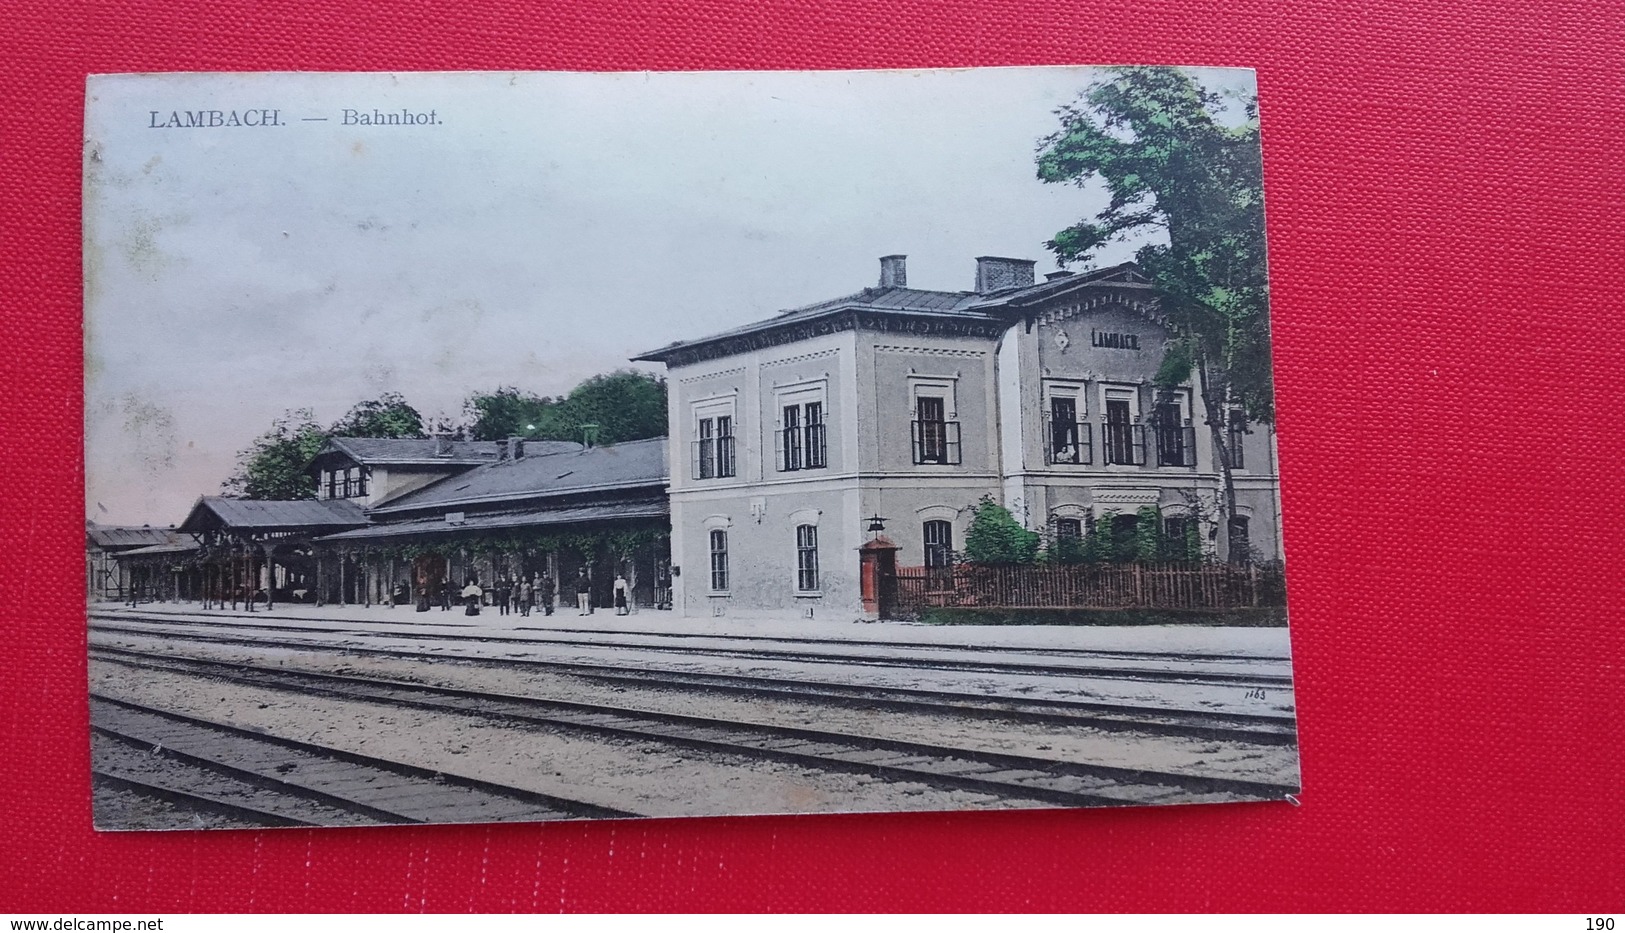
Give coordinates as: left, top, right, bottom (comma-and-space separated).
4, 0, 1622, 913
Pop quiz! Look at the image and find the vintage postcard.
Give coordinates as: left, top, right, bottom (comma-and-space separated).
85, 67, 1298, 830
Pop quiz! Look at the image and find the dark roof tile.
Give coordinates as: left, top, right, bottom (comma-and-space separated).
369, 437, 669, 515
178, 497, 368, 532
320, 498, 669, 542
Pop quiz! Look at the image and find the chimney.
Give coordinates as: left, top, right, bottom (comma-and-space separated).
878, 255, 908, 288
1045, 270, 1075, 282
974, 256, 1037, 294
506, 436, 525, 460
433, 432, 454, 457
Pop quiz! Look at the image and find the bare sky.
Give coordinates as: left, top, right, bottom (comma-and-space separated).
84, 67, 1257, 526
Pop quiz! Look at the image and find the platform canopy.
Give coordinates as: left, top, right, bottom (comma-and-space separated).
315, 497, 669, 544
177, 496, 368, 535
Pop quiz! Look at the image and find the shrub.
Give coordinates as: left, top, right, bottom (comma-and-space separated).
961, 496, 1041, 565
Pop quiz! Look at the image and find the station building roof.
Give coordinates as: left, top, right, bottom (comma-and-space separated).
115, 535, 202, 557
86, 523, 186, 551
318, 497, 670, 543
313, 436, 582, 469
177, 496, 368, 534
632, 260, 1150, 365
367, 437, 669, 517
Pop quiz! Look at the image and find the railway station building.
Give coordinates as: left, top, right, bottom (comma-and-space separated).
315, 436, 671, 611
91, 254, 1279, 624
634, 255, 1283, 620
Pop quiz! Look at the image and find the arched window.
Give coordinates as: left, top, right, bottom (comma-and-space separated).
709, 529, 729, 591
1054, 517, 1083, 543
795, 525, 819, 592
923, 520, 954, 569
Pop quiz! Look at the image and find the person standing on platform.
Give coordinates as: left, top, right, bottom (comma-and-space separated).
439, 577, 452, 611
574, 567, 593, 615
519, 577, 534, 617
613, 574, 630, 616
495, 577, 512, 616
461, 579, 483, 616
538, 572, 555, 616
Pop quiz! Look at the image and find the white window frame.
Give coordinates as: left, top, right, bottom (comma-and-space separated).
707, 527, 730, 594
907, 374, 959, 420
794, 524, 820, 594
774, 378, 829, 473
1043, 381, 1087, 418
691, 394, 738, 481
1098, 383, 1140, 421
1044, 381, 1089, 464
1152, 387, 1193, 426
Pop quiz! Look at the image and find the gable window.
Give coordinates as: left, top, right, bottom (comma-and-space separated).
341, 467, 367, 498
795, 524, 819, 592
325, 470, 338, 500
923, 519, 954, 569
695, 414, 736, 480
709, 529, 729, 591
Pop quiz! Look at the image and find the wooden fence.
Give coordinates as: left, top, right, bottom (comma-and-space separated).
891, 562, 1276, 613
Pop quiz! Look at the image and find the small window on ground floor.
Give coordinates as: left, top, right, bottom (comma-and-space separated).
795, 524, 819, 592
923, 519, 954, 569
709, 529, 729, 591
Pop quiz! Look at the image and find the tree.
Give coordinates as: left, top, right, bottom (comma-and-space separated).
1037, 66, 1271, 555
328, 391, 426, 439
463, 371, 667, 444
224, 393, 429, 500
223, 409, 326, 500
461, 386, 551, 442
550, 370, 668, 445
962, 496, 1041, 565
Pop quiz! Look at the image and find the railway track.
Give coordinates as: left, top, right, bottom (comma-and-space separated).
93, 605, 1289, 664
91, 646, 1298, 810
91, 693, 634, 828
90, 626, 1296, 744
89, 612, 1294, 688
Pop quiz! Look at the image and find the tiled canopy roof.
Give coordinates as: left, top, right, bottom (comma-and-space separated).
368, 437, 669, 515
86, 524, 185, 550
178, 496, 368, 533
115, 535, 202, 557
317, 436, 582, 467
319, 497, 670, 542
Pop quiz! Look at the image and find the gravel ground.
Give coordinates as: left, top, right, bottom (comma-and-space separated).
92, 601, 1297, 657
91, 621, 1297, 718
86, 605, 1301, 826
92, 728, 390, 829
92, 782, 262, 832
90, 660, 1060, 824
93, 630, 1297, 786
